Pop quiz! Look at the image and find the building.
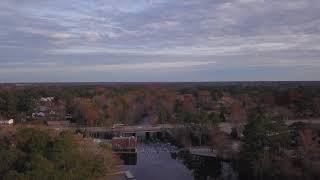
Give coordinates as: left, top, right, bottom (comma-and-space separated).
40, 97, 55, 102
0, 119, 14, 125
65, 114, 72, 121
112, 136, 137, 153
33, 97, 66, 120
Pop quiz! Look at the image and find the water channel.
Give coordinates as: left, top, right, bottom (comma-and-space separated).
102, 116, 240, 180
121, 138, 239, 180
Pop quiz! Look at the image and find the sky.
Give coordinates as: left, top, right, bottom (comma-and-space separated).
0, 0, 320, 82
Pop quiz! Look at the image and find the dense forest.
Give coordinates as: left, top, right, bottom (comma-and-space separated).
0, 83, 320, 126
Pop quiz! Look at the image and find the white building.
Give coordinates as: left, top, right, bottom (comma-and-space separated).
40, 97, 55, 102
0, 119, 14, 125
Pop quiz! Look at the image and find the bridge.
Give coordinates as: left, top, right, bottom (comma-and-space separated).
83, 124, 176, 133
48, 119, 320, 139
48, 123, 182, 139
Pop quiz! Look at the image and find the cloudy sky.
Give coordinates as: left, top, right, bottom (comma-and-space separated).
0, 0, 320, 82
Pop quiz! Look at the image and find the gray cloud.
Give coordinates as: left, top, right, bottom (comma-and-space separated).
0, 0, 320, 82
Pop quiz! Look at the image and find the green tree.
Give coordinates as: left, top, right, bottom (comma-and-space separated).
219, 105, 228, 122
16, 90, 36, 113
0, 148, 20, 175
158, 105, 170, 124
24, 154, 54, 180
242, 109, 289, 161
208, 112, 222, 124
239, 108, 291, 180
3, 170, 25, 180
0, 128, 116, 180
16, 128, 50, 155
0, 91, 18, 117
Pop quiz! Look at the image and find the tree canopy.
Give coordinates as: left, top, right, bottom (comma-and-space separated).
0, 128, 117, 180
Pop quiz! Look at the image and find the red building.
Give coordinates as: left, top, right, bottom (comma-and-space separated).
112, 137, 137, 152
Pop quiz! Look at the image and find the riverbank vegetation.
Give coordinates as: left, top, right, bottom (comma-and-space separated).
237, 109, 320, 180
170, 108, 320, 180
0, 127, 118, 180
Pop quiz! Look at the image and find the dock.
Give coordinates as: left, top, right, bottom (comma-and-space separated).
107, 170, 135, 180
188, 147, 217, 157
125, 171, 135, 180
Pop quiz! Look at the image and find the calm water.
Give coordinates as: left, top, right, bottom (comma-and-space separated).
125, 142, 193, 180
123, 142, 239, 180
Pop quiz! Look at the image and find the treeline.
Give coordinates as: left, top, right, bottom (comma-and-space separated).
1, 84, 320, 126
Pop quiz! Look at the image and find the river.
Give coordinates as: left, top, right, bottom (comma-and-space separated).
119, 116, 239, 180
125, 142, 193, 180
122, 141, 239, 180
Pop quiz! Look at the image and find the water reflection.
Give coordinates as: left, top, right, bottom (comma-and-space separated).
120, 140, 239, 180
118, 153, 137, 165
177, 150, 238, 180
125, 142, 193, 180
